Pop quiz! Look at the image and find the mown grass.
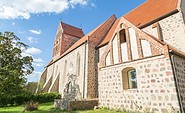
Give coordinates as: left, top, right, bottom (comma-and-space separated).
0, 102, 131, 113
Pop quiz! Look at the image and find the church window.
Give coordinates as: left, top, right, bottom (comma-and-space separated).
56, 65, 58, 75
69, 62, 73, 73
76, 53, 80, 76
119, 29, 126, 43
105, 52, 111, 66
120, 23, 123, 28
122, 67, 137, 90
62, 60, 67, 84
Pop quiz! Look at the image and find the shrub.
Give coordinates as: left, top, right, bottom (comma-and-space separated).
36, 92, 61, 103
0, 92, 61, 106
0, 95, 9, 107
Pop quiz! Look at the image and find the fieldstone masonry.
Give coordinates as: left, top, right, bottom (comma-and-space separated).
99, 55, 180, 112
143, 12, 185, 53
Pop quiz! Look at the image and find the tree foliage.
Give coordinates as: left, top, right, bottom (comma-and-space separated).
0, 32, 34, 96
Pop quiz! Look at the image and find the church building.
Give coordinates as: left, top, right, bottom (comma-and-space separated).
38, 0, 185, 112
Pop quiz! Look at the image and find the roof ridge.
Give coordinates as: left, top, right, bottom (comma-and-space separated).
124, 0, 179, 28
61, 21, 83, 30
89, 14, 116, 38
60, 21, 84, 38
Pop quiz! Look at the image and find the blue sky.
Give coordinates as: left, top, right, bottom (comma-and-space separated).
0, 0, 146, 82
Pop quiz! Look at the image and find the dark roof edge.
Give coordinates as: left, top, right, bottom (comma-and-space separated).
96, 42, 108, 48
169, 47, 185, 58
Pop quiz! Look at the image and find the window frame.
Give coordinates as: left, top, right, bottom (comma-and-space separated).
119, 29, 127, 44
122, 67, 137, 90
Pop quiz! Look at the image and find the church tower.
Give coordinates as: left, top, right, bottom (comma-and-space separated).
52, 21, 84, 60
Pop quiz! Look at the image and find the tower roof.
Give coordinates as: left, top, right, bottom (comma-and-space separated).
61, 22, 84, 38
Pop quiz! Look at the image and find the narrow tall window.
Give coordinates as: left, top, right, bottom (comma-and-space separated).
69, 62, 73, 73
119, 29, 126, 44
76, 53, 80, 76
56, 65, 58, 76
62, 60, 67, 84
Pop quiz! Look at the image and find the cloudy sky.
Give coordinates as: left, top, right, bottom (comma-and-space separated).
0, 0, 146, 82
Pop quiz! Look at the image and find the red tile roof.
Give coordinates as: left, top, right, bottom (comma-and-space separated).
97, 0, 178, 47
97, 18, 121, 47
61, 22, 84, 38
124, 0, 178, 27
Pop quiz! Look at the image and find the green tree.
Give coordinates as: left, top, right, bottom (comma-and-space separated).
0, 32, 34, 96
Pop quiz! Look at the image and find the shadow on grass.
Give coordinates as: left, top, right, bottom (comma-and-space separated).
0, 111, 20, 113
0, 108, 67, 113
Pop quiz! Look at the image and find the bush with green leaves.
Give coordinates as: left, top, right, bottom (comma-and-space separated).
36, 92, 61, 103
0, 92, 61, 106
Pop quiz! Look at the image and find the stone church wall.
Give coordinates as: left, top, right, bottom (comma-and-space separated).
46, 63, 54, 82
172, 54, 185, 110
46, 43, 88, 99
98, 55, 180, 113
98, 45, 107, 62
143, 12, 185, 53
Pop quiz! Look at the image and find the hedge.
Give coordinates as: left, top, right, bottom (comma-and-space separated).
0, 92, 61, 107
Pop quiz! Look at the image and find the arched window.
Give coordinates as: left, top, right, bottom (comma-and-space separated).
62, 60, 67, 84
122, 67, 137, 90
119, 29, 126, 44
69, 62, 73, 73
55, 65, 58, 77
76, 53, 80, 76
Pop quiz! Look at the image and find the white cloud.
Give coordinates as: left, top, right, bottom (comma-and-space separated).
21, 52, 32, 57
70, 0, 87, 7
32, 57, 45, 67
28, 71, 42, 77
25, 47, 42, 55
21, 48, 44, 67
0, 0, 88, 19
29, 30, 41, 35
27, 37, 38, 43
33, 63, 45, 67
33, 58, 44, 63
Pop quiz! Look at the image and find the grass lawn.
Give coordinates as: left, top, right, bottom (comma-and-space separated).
0, 102, 131, 113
